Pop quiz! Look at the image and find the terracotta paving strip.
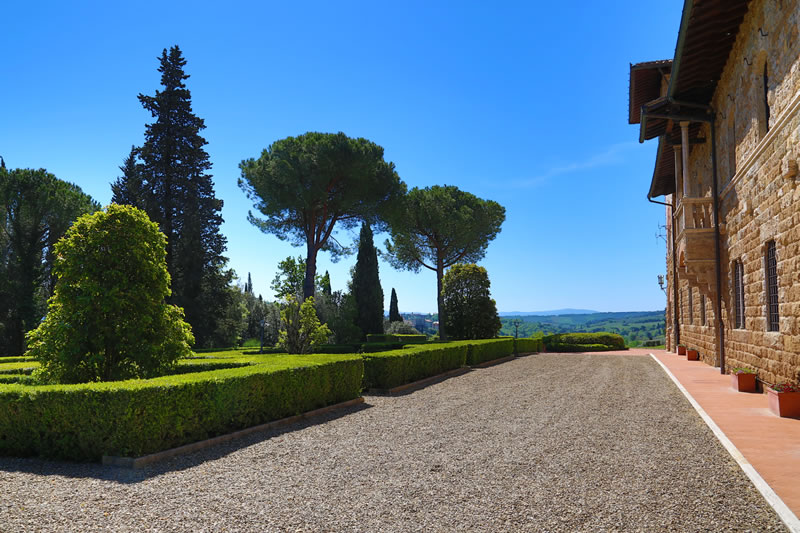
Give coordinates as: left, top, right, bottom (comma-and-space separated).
651, 349, 800, 522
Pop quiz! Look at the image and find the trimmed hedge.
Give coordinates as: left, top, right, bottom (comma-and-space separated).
543, 332, 626, 352
0, 354, 363, 461
362, 344, 468, 390
452, 338, 515, 366
514, 338, 542, 354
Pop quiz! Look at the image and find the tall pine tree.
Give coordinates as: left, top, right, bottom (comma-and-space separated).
351, 223, 384, 337
112, 45, 232, 347
389, 288, 402, 322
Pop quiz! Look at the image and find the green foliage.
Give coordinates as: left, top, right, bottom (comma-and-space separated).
271, 256, 308, 300
384, 185, 505, 340
442, 264, 501, 340
114, 45, 233, 349
514, 337, 542, 354
278, 296, 332, 354
26, 205, 194, 383
449, 338, 514, 365
0, 166, 99, 356
389, 288, 402, 322
239, 131, 406, 300
362, 344, 468, 390
352, 223, 384, 337
385, 321, 421, 335
0, 354, 363, 460
315, 290, 362, 344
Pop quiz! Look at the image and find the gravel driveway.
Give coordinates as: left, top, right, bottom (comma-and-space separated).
0, 353, 786, 532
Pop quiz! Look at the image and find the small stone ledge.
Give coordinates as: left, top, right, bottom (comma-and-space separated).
102, 397, 365, 469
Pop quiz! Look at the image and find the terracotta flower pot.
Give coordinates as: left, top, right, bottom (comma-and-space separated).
731, 373, 756, 393
768, 388, 800, 418
677, 345, 687, 355
686, 349, 699, 361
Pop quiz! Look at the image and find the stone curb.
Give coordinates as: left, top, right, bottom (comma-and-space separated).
102, 397, 365, 469
366, 367, 472, 396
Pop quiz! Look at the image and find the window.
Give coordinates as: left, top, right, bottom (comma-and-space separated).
734, 261, 745, 329
766, 241, 779, 332
701, 294, 706, 326
688, 288, 694, 324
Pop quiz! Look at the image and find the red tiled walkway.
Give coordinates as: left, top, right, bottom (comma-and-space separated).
649, 348, 800, 527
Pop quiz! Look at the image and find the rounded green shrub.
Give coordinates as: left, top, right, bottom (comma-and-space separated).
26, 204, 194, 383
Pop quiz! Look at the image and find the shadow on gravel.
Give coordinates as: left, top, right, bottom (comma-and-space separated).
0, 401, 374, 483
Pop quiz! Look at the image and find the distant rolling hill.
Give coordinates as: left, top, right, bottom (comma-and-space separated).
499, 309, 597, 316
499, 310, 666, 347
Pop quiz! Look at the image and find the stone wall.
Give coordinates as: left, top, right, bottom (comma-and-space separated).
667, 0, 800, 385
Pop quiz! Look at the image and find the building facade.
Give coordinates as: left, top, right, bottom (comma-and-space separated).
630, 0, 800, 386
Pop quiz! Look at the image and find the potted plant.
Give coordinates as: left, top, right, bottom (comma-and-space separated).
677, 344, 687, 355
767, 383, 800, 418
686, 348, 699, 361
730, 367, 757, 392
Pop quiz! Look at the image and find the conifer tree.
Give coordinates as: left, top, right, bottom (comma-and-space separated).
351, 223, 384, 337
320, 271, 332, 297
389, 288, 402, 322
113, 45, 232, 347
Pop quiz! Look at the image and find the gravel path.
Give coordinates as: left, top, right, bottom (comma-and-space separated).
0, 354, 786, 532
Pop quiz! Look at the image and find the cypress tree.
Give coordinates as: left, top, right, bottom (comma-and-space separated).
351, 223, 384, 337
114, 45, 232, 347
320, 271, 332, 297
389, 288, 402, 322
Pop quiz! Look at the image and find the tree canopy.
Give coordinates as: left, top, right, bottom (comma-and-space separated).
441, 263, 501, 340
0, 166, 99, 356
111, 45, 233, 348
239, 132, 406, 300
385, 185, 505, 340
26, 205, 194, 383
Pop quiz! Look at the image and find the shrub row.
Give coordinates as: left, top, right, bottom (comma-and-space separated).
545, 343, 620, 352
514, 337, 543, 354
542, 332, 625, 351
362, 338, 521, 389
0, 354, 363, 461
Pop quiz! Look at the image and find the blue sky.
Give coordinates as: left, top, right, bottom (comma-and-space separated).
1, 1, 682, 313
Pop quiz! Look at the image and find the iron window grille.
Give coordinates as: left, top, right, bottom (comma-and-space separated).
688, 288, 694, 324
734, 261, 745, 329
766, 241, 779, 332
700, 294, 706, 326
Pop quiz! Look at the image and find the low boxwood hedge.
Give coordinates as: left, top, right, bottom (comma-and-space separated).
514, 338, 542, 354
545, 342, 620, 352
450, 338, 515, 366
0, 354, 363, 461
362, 344, 468, 390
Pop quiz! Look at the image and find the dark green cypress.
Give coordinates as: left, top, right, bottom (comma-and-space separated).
117, 45, 232, 348
389, 288, 402, 322
351, 223, 384, 337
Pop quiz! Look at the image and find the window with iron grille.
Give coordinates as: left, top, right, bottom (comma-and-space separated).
688, 288, 693, 324
766, 241, 779, 332
700, 294, 706, 326
734, 261, 745, 329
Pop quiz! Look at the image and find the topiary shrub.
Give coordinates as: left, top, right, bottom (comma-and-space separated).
26, 205, 194, 384
441, 264, 501, 340
278, 296, 332, 354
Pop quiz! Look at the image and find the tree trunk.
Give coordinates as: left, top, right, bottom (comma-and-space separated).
303, 240, 317, 301
437, 259, 447, 341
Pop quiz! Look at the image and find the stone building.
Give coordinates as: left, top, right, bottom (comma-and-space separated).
629, 0, 800, 386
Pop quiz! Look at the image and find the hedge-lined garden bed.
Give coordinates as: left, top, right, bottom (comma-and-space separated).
0, 353, 363, 461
